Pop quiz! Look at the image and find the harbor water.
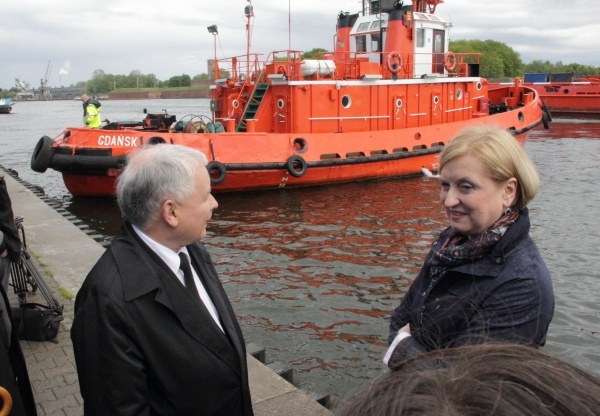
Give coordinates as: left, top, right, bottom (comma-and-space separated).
2, 99, 600, 404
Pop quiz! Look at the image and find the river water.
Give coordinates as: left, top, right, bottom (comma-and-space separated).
2, 99, 600, 405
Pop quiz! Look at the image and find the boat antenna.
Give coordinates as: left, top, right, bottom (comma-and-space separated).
288, 0, 291, 51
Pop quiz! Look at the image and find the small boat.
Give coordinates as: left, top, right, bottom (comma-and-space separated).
31, 0, 550, 197
489, 73, 600, 119
0, 98, 14, 114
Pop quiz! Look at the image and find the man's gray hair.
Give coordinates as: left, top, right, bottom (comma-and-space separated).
116, 144, 209, 230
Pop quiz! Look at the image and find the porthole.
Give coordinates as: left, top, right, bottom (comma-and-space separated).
563, 89, 570, 94
232, 99, 239, 108
342, 95, 352, 108
433, 95, 440, 104
396, 98, 403, 108
456, 89, 463, 100
277, 99, 285, 109
476, 82, 482, 90
292, 137, 308, 153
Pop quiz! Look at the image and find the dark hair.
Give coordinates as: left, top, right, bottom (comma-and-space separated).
335, 344, 600, 416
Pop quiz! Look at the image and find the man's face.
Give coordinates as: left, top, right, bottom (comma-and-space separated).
174, 167, 218, 243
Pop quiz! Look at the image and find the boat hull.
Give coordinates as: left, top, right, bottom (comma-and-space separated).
36, 86, 541, 197
489, 79, 600, 119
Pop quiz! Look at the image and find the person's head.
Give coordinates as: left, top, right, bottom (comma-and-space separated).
80, 93, 89, 102
438, 126, 539, 237
336, 343, 600, 416
116, 144, 218, 247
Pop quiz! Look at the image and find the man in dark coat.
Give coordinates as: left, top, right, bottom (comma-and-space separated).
71, 144, 254, 415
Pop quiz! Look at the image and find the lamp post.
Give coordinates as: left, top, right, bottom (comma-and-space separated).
207, 25, 218, 80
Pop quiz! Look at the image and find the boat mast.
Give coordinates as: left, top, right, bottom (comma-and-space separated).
245, 0, 254, 79
414, 0, 444, 13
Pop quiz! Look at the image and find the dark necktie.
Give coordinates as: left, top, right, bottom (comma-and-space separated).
178, 252, 202, 305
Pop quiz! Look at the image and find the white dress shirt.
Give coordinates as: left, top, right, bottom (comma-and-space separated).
132, 225, 223, 332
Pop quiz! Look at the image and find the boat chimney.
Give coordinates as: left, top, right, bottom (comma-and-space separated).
335, 11, 354, 78
384, 6, 413, 78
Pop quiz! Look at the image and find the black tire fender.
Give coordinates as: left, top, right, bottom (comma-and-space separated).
147, 136, 166, 145
286, 155, 307, 178
542, 112, 550, 129
542, 104, 553, 122
30, 136, 55, 173
206, 161, 227, 185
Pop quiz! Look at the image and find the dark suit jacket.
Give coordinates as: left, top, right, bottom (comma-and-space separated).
71, 223, 253, 416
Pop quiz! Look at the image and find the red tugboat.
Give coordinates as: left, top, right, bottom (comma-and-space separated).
490, 73, 600, 119
31, 0, 550, 197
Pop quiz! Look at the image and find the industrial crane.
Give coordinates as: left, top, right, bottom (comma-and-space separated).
15, 78, 33, 91
14, 78, 34, 99
40, 60, 52, 100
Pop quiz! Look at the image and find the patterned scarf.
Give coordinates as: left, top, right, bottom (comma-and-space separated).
429, 209, 520, 281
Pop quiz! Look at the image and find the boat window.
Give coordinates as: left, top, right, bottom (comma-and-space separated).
456, 89, 463, 100
356, 35, 367, 52
433, 95, 440, 104
434, 33, 443, 53
371, 33, 381, 52
358, 22, 371, 32
342, 95, 352, 108
277, 99, 285, 109
371, 21, 381, 30
476, 82, 482, 90
416, 28, 425, 48
395, 98, 403, 108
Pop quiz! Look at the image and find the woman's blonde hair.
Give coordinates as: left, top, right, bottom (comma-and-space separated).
439, 126, 539, 210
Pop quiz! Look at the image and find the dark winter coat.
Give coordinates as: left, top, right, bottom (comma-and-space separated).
71, 223, 254, 416
387, 208, 554, 367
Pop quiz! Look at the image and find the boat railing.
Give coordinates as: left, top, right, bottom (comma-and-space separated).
215, 53, 263, 84
216, 49, 481, 83
306, 50, 480, 80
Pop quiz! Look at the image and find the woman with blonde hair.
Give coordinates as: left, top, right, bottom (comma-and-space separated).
384, 126, 554, 367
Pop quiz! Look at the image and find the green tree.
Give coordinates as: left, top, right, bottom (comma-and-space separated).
449, 39, 523, 78
302, 48, 329, 59
167, 74, 191, 88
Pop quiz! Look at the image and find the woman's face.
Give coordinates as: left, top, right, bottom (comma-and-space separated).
440, 154, 516, 237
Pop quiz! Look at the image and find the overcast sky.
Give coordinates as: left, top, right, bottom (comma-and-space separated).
2, 0, 598, 90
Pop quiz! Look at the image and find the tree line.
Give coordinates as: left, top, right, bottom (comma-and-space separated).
3, 41, 598, 98
448, 39, 600, 79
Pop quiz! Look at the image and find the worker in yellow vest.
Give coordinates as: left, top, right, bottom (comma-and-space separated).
81, 94, 102, 128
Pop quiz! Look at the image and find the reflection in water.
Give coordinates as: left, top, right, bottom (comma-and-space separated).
206, 178, 447, 399
65, 195, 122, 238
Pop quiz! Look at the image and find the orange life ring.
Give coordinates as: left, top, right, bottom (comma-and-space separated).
444, 52, 457, 71
386, 52, 402, 74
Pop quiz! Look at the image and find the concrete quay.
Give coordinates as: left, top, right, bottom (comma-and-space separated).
2, 167, 332, 416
